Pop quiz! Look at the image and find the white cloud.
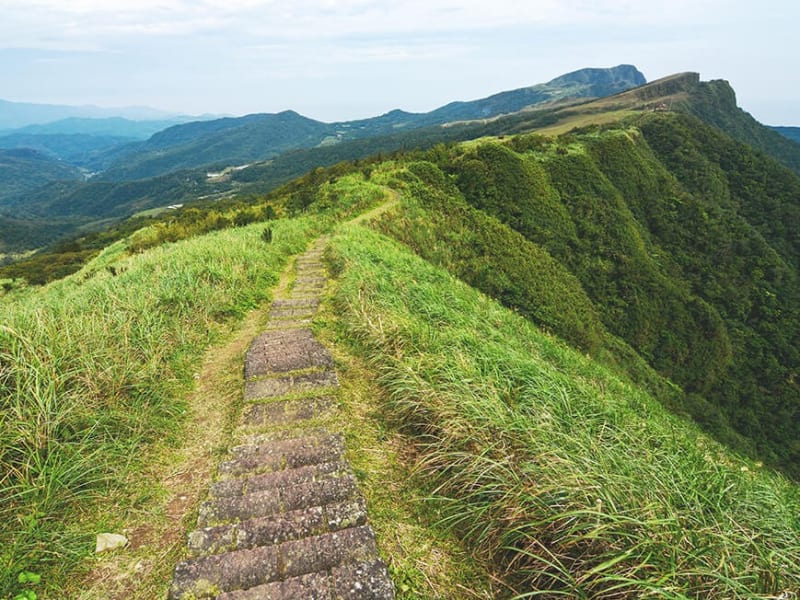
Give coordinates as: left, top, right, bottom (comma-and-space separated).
1, 0, 733, 50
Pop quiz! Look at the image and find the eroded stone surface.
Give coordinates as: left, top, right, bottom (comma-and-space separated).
218, 433, 345, 478
210, 461, 349, 499
246, 329, 334, 378
332, 560, 397, 600
244, 371, 339, 401
242, 396, 337, 428
216, 572, 331, 600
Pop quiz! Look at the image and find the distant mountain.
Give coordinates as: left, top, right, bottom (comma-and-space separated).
0, 133, 134, 170
8, 117, 191, 139
0, 148, 83, 201
773, 126, 800, 144
98, 64, 647, 181
419, 64, 646, 124
0, 99, 185, 130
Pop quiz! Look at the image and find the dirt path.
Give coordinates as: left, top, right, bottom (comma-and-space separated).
167, 236, 395, 599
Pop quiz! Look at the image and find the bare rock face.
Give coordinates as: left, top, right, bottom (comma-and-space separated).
168, 237, 394, 600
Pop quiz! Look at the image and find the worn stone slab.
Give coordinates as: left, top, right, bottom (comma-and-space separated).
189, 505, 327, 556
191, 496, 369, 558
236, 427, 332, 447
198, 475, 359, 527
293, 280, 326, 290
169, 544, 280, 599
245, 330, 334, 378
242, 396, 337, 428
198, 488, 282, 527
265, 319, 313, 330
294, 275, 327, 286
270, 298, 319, 309
216, 571, 331, 600
281, 474, 359, 513
332, 559, 396, 600
268, 307, 318, 320
280, 526, 379, 579
218, 433, 345, 477
325, 497, 368, 531
210, 460, 349, 499
244, 371, 339, 401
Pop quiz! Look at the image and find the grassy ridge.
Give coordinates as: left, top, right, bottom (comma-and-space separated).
0, 218, 320, 596
327, 224, 800, 598
364, 121, 799, 479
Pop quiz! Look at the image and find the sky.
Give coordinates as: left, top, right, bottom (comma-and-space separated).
0, 0, 797, 125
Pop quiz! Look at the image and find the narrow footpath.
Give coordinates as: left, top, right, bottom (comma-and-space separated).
168, 236, 396, 599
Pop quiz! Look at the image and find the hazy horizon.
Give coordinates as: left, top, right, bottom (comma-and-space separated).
1, 1, 797, 125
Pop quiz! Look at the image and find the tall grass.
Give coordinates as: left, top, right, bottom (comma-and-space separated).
0, 218, 318, 595
327, 224, 800, 599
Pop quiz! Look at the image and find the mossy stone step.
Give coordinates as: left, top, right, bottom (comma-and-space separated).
241, 396, 337, 429
197, 474, 360, 527
244, 371, 339, 401
215, 560, 395, 600
218, 433, 345, 478
188, 497, 368, 556
245, 329, 334, 377
169, 526, 380, 599
210, 460, 350, 499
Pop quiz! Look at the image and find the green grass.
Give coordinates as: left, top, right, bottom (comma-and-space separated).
0, 217, 320, 597
326, 223, 800, 599
0, 171, 391, 597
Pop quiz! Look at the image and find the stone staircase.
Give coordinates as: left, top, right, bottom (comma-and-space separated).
168, 238, 395, 599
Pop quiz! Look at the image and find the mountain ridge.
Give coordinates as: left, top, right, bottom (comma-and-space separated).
97, 65, 647, 181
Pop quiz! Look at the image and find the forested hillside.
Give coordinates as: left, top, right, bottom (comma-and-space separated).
0, 148, 83, 201
359, 114, 799, 478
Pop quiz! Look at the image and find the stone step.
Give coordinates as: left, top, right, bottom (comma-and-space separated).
294, 275, 327, 285
197, 474, 360, 527
241, 396, 337, 428
215, 559, 395, 600
210, 460, 350, 499
271, 298, 320, 309
265, 319, 313, 330
188, 497, 368, 556
169, 526, 380, 599
218, 433, 345, 478
293, 279, 326, 289
267, 307, 318, 320
244, 371, 339, 401
245, 330, 333, 378
234, 427, 332, 449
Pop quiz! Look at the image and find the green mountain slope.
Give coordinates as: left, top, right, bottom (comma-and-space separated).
395, 64, 645, 125
7, 116, 192, 138
0, 132, 134, 169
98, 111, 334, 181
97, 65, 645, 181
329, 221, 800, 598
360, 116, 799, 478
774, 125, 800, 144
0, 148, 83, 201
